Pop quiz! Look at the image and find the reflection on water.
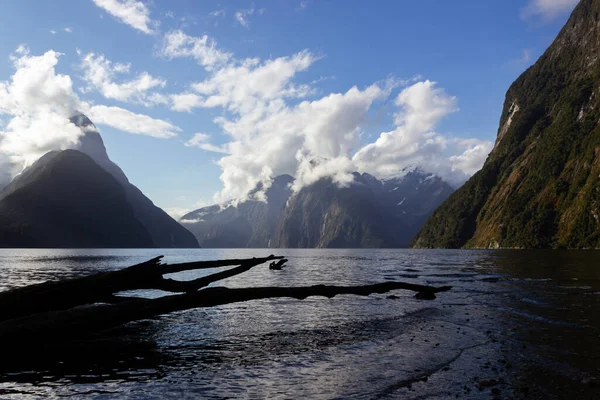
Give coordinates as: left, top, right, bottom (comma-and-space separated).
0, 249, 599, 399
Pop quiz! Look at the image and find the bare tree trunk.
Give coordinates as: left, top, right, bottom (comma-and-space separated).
0, 255, 451, 345
0, 255, 283, 321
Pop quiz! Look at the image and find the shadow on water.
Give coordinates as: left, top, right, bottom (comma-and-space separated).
0, 308, 439, 398
0, 323, 168, 384
490, 250, 600, 398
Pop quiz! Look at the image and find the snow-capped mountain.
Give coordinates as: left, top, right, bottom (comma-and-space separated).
182, 170, 453, 248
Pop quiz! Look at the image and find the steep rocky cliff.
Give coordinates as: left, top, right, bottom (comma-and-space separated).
413, 0, 600, 249
276, 171, 453, 248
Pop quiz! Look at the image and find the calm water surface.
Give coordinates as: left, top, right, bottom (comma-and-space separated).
0, 249, 598, 399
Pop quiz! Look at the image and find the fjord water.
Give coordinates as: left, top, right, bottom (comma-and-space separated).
0, 249, 598, 399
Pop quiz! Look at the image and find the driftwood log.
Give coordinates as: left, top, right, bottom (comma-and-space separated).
0, 255, 452, 344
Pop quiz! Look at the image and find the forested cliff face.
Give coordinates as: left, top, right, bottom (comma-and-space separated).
413, 0, 600, 249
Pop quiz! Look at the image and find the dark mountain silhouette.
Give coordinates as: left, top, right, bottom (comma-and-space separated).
70, 113, 198, 248
0, 150, 154, 248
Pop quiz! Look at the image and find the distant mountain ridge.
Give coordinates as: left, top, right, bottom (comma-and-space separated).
182, 170, 453, 248
181, 174, 294, 248
412, 0, 600, 249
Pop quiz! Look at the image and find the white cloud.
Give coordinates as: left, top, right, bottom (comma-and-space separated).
0, 48, 84, 185
145, 92, 170, 106
87, 105, 180, 138
212, 83, 386, 202
78, 52, 166, 105
520, 48, 532, 64
170, 92, 203, 112
188, 50, 317, 114
92, 0, 158, 34
64, 27, 72, 33
185, 133, 230, 154
49, 30, 57, 35
234, 7, 265, 28
0, 112, 83, 170
159, 30, 232, 70
235, 10, 251, 27
186, 132, 209, 142
162, 36, 317, 115
210, 9, 226, 18
0, 47, 183, 187
208, 77, 490, 201
160, 29, 489, 201
353, 80, 491, 187
293, 156, 356, 192
448, 139, 493, 177
1, 48, 79, 116
298, 1, 308, 11
394, 80, 458, 130
521, 0, 579, 20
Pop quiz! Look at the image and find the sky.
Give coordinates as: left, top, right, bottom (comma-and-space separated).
0, 0, 580, 219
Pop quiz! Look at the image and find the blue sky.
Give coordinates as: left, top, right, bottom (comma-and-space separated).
0, 0, 579, 218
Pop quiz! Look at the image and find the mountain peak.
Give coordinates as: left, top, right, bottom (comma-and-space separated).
3, 112, 201, 249
0, 149, 155, 248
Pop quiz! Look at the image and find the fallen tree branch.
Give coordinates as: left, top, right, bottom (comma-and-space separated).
154, 258, 289, 293
0, 255, 283, 321
157, 256, 285, 275
269, 259, 288, 270
0, 282, 451, 344
0, 254, 453, 351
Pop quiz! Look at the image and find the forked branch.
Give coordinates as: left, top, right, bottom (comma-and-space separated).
0, 281, 451, 343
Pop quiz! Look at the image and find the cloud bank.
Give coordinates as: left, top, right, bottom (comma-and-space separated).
0, 47, 82, 184
1, 21, 493, 203
353, 80, 492, 186
0, 46, 181, 187
157, 32, 492, 202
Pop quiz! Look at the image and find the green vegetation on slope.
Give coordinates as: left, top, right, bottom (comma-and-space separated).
413, 0, 600, 249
